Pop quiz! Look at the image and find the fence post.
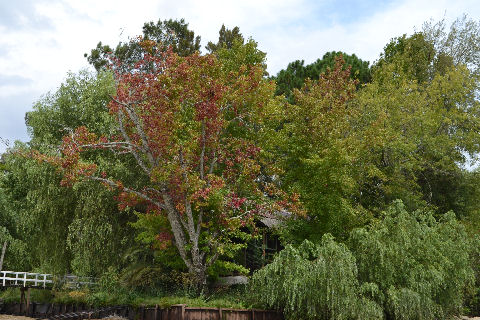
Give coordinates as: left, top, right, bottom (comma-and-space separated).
26, 288, 31, 316
219, 308, 223, 320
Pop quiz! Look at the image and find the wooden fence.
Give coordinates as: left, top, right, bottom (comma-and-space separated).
0, 303, 283, 320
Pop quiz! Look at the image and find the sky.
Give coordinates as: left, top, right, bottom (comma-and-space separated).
0, 0, 479, 153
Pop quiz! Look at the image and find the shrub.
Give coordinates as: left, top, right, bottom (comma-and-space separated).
250, 200, 475, 320
349, 200, 474, 319
249, 235, 382, 320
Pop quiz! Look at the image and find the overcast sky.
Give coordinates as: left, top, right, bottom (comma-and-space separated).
1, 0, 479, 153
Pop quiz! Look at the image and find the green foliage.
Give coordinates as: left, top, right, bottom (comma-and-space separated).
274, 51, 371, 102
270, 57, 371, 241
272, 16, 480, 244
375, 33, 437, 83
26, 70, 116, 147
1, 282, 249, 309
1, 150, 75, 273
206, 24, 244, 53
422, 14, 480, 75
208, 260, 249, 279
252, 201, 475, 320
0, 288, 53, 304
0, 178, 30, 270
356, 44, 480, 217
0, 70, 137, 276
1, 145, 134, 277
250, 236, 382, 320
215, 36, 267, 73
85, 18, 201, 71
350, 200, 474, 319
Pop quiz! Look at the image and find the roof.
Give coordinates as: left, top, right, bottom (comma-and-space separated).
259, 210, 291, 228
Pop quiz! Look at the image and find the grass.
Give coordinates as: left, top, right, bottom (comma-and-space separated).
0, 287, 54, 303
0, 285, 250, 309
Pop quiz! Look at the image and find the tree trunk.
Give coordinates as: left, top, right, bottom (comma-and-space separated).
0, 241, 8, 271
189, 263, 207, 294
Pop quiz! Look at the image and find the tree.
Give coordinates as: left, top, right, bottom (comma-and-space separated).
251, 201, 475, 320
271, 16, 480, 243
270, 57, 370, 241
26, 70, 116, 147
206, 24, 244, 53
274, 51, 371, 103
85, 18, 201, 72
0, 160, 31, 271
422, 14, 480, 75
4, 71, 136, 276
46, 39, 288, 290
350, 200, 474, 319
375, 32, 437, 83
250, 236, 382, 320
356, 22, 480, 217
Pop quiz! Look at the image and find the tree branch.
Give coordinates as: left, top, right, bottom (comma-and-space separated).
162, 193, 193, 269
117, 109, 151, 175
208, 151, 217, 175
200, 120, 206, 180
111, 95, 157, 168
87, 176, 166, 210
178, 148, 197, 242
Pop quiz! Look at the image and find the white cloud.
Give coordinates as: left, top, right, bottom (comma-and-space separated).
0, 0, 479, 153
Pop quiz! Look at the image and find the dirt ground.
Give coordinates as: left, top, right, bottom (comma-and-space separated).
0, 316, 36, 320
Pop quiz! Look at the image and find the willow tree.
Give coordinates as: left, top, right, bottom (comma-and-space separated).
3, 70, 136, 276
41, 39, 289, 290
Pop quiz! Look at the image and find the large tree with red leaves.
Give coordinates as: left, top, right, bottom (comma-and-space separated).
44, 39, 288, 289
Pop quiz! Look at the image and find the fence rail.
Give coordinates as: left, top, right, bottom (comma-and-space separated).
0, 271, 95, 289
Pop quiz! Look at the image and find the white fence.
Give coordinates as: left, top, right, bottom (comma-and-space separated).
0, 271, 95, 288
0, 271, 53, 288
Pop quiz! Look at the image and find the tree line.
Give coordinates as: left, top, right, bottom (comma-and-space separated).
1, 15, 480, 319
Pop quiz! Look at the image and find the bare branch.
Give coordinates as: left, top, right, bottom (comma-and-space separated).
117, 110, 151, 174
113, 93, 157, 168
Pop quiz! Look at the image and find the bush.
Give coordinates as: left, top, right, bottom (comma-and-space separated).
250, 200, 475, 320
249, 235, 382, 320
350, 200, 474, 319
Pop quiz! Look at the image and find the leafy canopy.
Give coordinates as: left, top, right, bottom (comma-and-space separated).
251, 201, 474, 320
274, 51, 371, 103
85, 18, 201, 72
44, 38, 295, 290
